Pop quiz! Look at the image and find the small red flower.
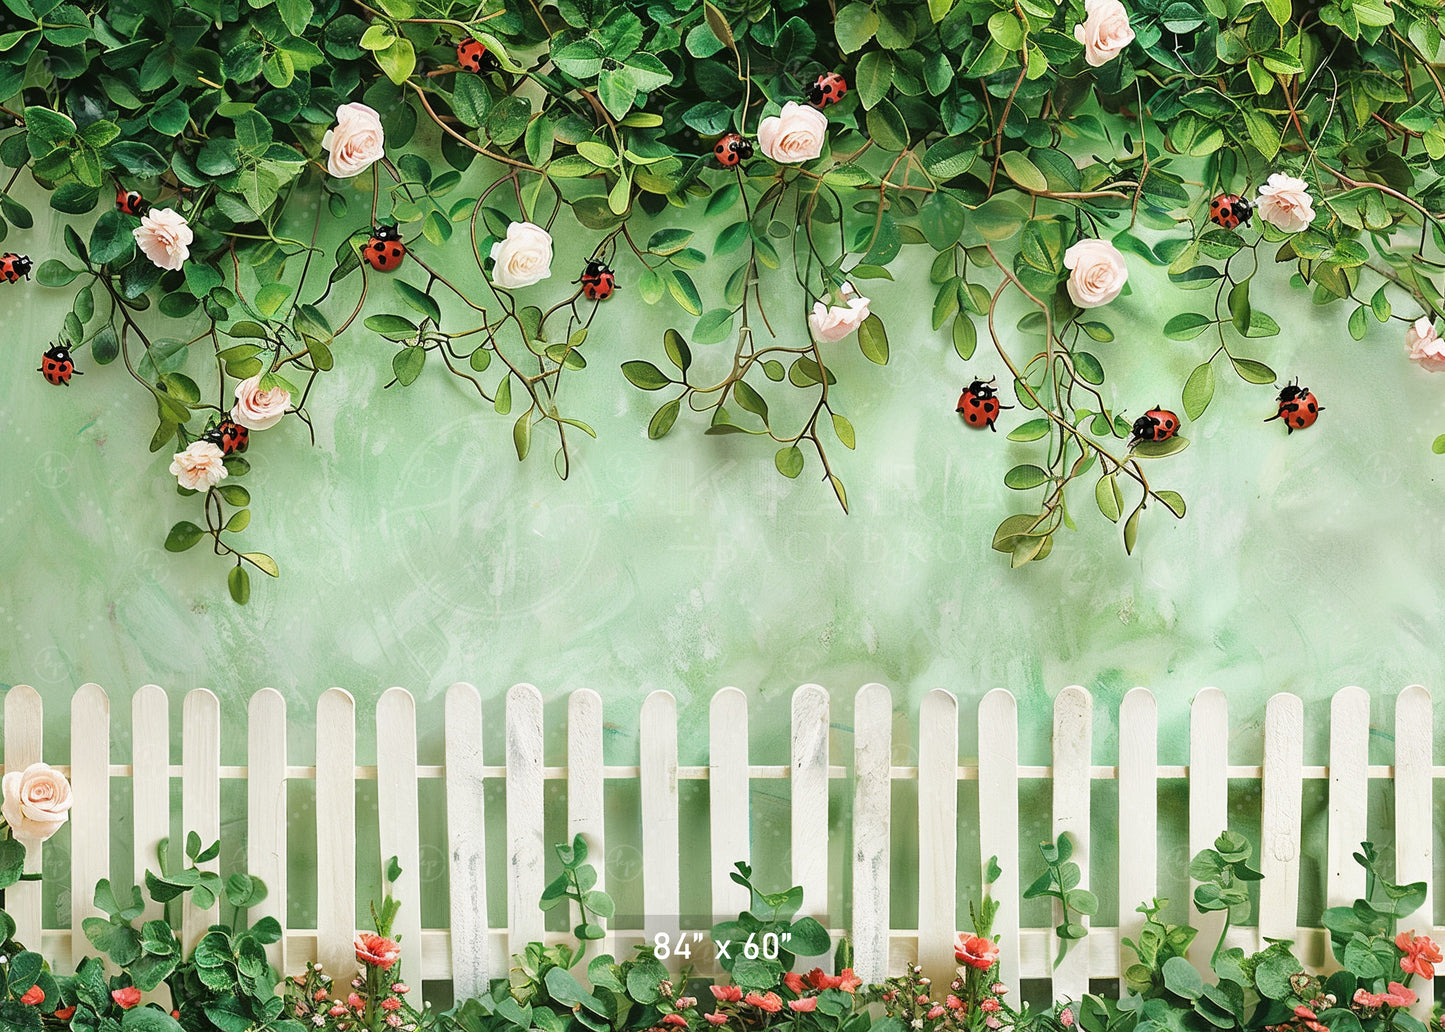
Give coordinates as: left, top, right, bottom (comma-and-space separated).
704, 1015, 727, 1027
348, 993, 366, 1010
314, 989, 329, 1001
19, 986, 44, 1006
710, 986, 743, 1003
981, 1000, 1000, 1013
744, 992, 782, 1013
53, 1005, 76, 1020
355, 932, 402, 971
111, 988, 142, 1010
789, 998, 818, 1013
1397, 931, 1441, 980
662, 1014, 688, 1026
836, 969, 861, 993
946, 995, 963, 1010
783, 972, 806, 994
1382, 983, 1418, 1008
391, 984, 410, 995
381, 998, 403, 1012
926, 1006, 946, 1020
1293, 1006, 1317, 1021
955, 935, 1000, 971
170, 1010, 180, 1020
329, 1005, 349, 1017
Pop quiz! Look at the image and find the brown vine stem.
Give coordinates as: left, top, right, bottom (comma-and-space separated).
405, 81, 543, 173
986, 66, 1029, 197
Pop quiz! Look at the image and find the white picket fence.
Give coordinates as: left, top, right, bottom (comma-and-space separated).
0, 683, 1437, 1010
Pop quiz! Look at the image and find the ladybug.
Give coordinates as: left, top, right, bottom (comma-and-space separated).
713, 133, 754, 168
38, 344, 80, 386
1, 253, 32, 283
203, 418, 249, 455
1265, 380, 1323, 433
456, 37, 490, 73
1208, 193, 1252, 230
1130, 406, 1180, 446
116, 188, 149, 217
579, 259, 616, 301
806, 72, 848, 108
956, 378, 1013, 431
363, 225, 406, 272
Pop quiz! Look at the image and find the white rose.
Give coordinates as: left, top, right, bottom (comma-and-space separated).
489, 221, 554, 289
1074, 0, 1135, 67
1255, 173, 1316, 233
1063, 238, 1128, 308
1406, 317, 1445, 371
170, 441, 229, 491
132, 208, 192, 271
322, 103, 386, 179
808, 283, 872, 342
231, 374, 291, 431
756, 102, 829, 165
1, 763, 72, 843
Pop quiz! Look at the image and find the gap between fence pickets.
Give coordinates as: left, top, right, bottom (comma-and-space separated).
0, 682, 1439, 996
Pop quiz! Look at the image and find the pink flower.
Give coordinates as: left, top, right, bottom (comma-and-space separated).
757, 102, 829, 164
19, 986, 44, 1006
744, 992, 782, 1013
676, 998, 697, 1009
381, 998, 402, 1012
783, 972, 806, 994
169, 440, 229, 491
1060, 1009, 1074, 1028
392, 984, 410, 994
386, 1014, 403, 1028
314, 990, 329, 1001
322, 103, 386, 178
836, 970, 861, 993
1, 762, 72, 842
955, 935, 1000, 971
981, 1000, 1000, 1013
809, 284, 871, 342
788, 999, 818, 1013
705, 1015, 728, 1026
663, 1015, 688, 1026
111, 988, 142, 1010
1382, 982, 1418, 1007
355, 932, 401, 970
1255, 174, 1316, 233
1063, 239, 1127, 308
132, 207, 193, 271
710, 986, 742, 1003
231, 374, 291, 431
917, 995, 931, 1005
329, 1005, 349, 1017
946, 996, 963, 1010
1397, 931, 1441, 979
348, 994, 366, 1009
1073, 0, 1134, 66
926, 1006, 945, 1020
991, 983, 1008, 996
1406, 318, 1445, 370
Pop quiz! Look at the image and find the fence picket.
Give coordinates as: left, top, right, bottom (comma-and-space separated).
70, 683, 110, 969
568, 689, 608, 958
709, 687, 750, 921
851, 684, 891, 986
1259, 694, 1304, 945
918, 689, 958, 985
1188, 688, 1228, 969
792, 685, 830, 930
132, 685, 169, 927
444, 682, 489, 996
1326, 687, 1369, 911
4, 685, 44, 948
1393, 686, 1432, 1021
377, 689, 423, 975
978, 689, 1020, 996
1118, 688, 1157, 973
1051, 687, 1092, 1003
247, 688, 288, 973
506, 684, 545, 953
181, 689, 222, 953
640, 691, 679, 946
316, 688, 357, 974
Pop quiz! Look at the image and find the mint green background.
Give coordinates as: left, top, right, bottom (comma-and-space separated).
1, 155, 1443, 946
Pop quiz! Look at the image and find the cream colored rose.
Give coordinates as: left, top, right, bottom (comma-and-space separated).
1255, 173, 1316, 233
231, 374, 291, 431
2, 763, 72, 842
757, 102, 829, 165
1063, 238, 1128, 308
1074, 0, 1135, 67
322, 103, 386, 178
809, 284, 871, 342
169, 441, 229, 491
132, 208, 192, 271
489, 221, 554, 289
1406, 317, 1445, 371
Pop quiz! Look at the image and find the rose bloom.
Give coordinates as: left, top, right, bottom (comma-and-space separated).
132, 208, 192, 271
19, 986, 44, 1006
489, 221, 554, 289
1255, 173, 1316, 233
323, 103, 386, 178
355, 931, 402, 970
709, 985, 742, 1003
757, 101, 829, 164
955, 934, 1000, 971
231, 374, 291, 431
1405, 317, 1445, 371
1397, 930, 1441, 979
809, 283, 871, 342
112, 988, 142, 1010
788, 999, 818, 1013
2, 762, 73, 841
1074, 0, 1135, 66
169, 441, 229, 492
1063, 238, 1128, 308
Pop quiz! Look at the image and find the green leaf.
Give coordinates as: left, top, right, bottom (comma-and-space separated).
1007, 418, 1049, 442
1000, 151, 1047, 192
1156, 490, 1186, 517
832, 412, 856, 449
36, 259, 80, 286
855, 50, 893, 108
866, 100, 909, 151
392, 346, 426, 386
1164, 312, 1212, 340
694, 308, 734, 345
1182, 362, 1215, 420
775, 445, 804, 479
1133, 436, 1189, 458
1123, 505, 1142, 555
835, 3, 879, 52
649, 398, 680, 439
622, 361, 671, 390
1348, 304, 1368, 341
165, 521, 205, 551
1005, 464, 1049, 490
242, 552, 279, 577
228, 565, 250, 604
1228, 280, 1251, 335
1095, 475, 1122, 522
667, 270, 703, 316
513, 410, 533, 460
858, 314, 888, 364
377, 37, 416, 84
1230, 357, 1276, 384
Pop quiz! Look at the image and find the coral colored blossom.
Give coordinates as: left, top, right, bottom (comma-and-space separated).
783, 972, 806, 994
663, 1014, 688, 1026
19, 986, 44, 1006
355, 932, 402, 970
54, 1006, 76, 1020
381, 998, 403, 1012
837, 969, 861, 993
946, 995, 963, 1010
710, 986, 743, 1003
981, 999, 1000, 1013
789, 999, 818, 1013
744, 992, 782, 1013
112, 988, 142, 1009
1397, 931, 1441, 979
955, 935, 1000, 970
705, 1015, 727, 1027
926, 1007, 946, 1020
349, 994, 366, 1009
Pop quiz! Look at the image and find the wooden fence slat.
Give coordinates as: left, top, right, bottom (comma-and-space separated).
851, 684, 891, 986
1118, 688, 1157, 975
444, 683, 489, 996
568, 689, 608, 958
5, 685, 44, 949
1258, 693, 1304, 945
132, 686, 169, 927
506, 684, 545, 953
792, 685, 830, 932
247, 688, 288, 973
181, 689, 221, 953
709, 688, 750, 921
377, 688, 423, 977
1051, 687, 1092, 1003
1326, 687, 1369, 910
1393, 686, 1432, 1021
978, 689, 1020, 996
918, 689, 958, 985
317, 688, 357, 974
1188, 688, 1229, 969
71, 683, 110, 969
640, 691, 679, 945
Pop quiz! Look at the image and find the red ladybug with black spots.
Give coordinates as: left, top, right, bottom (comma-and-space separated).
1130, 406, 1180, 446
714, 133, 754, 168
1265, 380, 1322, 433
579, 259, 616, 301
116, 188, 149, 216
806, 72, 848, 108
956, 378, 1012, 431
39, 343, 80, 385
204, 418, 249, 455
1208, 193, 1252, 230
457, 37, 491, 73
363, 225, 406, 272
1, 252, 32, 283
